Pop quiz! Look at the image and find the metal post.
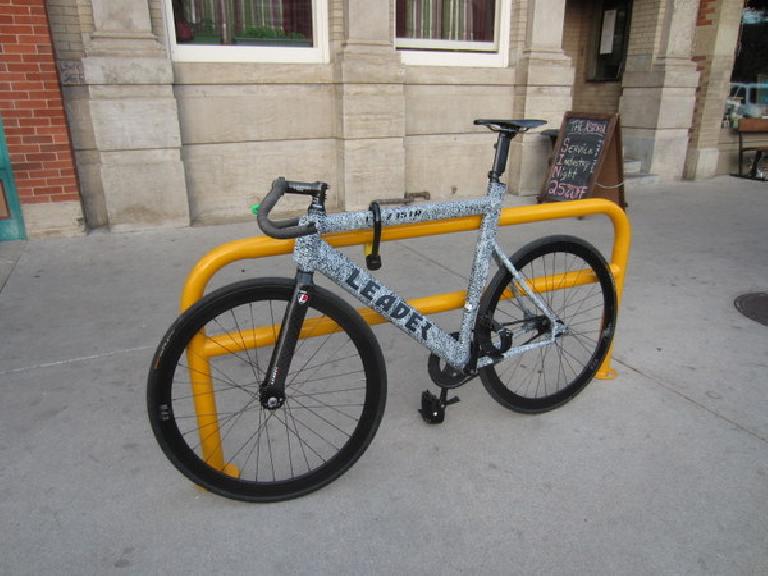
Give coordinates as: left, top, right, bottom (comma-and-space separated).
180, 199, 631, 466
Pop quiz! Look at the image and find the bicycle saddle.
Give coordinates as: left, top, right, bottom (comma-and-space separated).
474, 119, 547, 132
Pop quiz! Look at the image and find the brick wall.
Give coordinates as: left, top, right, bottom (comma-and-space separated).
0, 0, 80, 209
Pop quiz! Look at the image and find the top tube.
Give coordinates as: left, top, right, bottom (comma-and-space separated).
310, 182, 507, 235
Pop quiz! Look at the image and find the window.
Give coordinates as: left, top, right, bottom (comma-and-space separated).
728, 1, 768, 119
589, 0, 631, 81
396, 0, 496, 51
165, 0, 328, 62
395, 0, 510, 67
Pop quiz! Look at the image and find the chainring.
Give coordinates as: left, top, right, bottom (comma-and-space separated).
427, 332, 475, 389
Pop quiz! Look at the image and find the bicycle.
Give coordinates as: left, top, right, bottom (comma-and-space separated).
147, 119, 618, 502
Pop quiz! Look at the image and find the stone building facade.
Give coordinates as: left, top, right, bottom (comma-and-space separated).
0, 0, 763, 237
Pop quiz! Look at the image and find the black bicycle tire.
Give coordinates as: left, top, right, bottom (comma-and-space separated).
147, 278, 387, 502
477, 235, 617, 413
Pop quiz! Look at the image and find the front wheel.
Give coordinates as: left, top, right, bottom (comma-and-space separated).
147, 278, 387, 502
477, 235, 617, 413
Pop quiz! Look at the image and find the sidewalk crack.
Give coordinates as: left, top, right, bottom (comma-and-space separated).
612, 355, 768, 445
0, 345, 155, 376
0, 246, 26, 295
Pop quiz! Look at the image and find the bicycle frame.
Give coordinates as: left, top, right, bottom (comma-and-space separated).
291, 181, 562, 372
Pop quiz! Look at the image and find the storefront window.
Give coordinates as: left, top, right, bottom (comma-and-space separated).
589, 0, 631, 81
166, 0, 327, 62
171, 0, 313, 46
725, 1, 768, 122
395, 0, 497, 52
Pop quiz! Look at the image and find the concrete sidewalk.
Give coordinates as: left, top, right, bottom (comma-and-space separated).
1, 176, 767, 575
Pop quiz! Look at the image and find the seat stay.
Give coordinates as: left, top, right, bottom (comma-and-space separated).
492, 240, 562, 338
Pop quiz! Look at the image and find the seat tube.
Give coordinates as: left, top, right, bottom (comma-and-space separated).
457, 188, 503, 365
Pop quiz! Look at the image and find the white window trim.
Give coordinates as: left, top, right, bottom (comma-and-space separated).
162, 0, 329, 63
397, 38, 496, 52
397, 0, 510, 67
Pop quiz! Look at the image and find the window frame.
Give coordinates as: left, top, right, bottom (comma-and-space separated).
162, 0, 329, 63
395, 0, 510, 68
587, 0, 632, 83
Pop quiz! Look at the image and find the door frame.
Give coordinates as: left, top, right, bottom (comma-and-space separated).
0, 116, 26, 241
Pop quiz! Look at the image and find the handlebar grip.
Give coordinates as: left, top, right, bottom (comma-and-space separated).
257, 178, 317, 240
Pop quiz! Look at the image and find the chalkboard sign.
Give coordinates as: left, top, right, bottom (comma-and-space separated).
539, 112, 626, 207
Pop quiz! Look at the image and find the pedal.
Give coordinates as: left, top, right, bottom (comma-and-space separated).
418, 389, 460, 424
419, 391, 443, 423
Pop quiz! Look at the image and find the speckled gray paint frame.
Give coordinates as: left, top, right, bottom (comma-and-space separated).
293, 182, 560, 369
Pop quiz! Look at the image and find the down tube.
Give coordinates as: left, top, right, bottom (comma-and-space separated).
312, 240, 467, 367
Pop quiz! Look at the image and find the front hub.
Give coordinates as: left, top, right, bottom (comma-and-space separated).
259, 386, 285, 410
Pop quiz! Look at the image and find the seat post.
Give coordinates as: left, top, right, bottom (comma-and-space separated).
489, 131, 513, 183
475, 118, 546, 183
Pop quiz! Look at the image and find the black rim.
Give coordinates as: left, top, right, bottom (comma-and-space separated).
148, 280, 385, 501
480, 238, 616, 411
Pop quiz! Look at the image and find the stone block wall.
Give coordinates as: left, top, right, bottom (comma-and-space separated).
0, 0, 84, 237
66, 0, 553, 228
404, 68, 517, 200
686, 0, 757, 178
46, 0, 84, 59
149, 0, 165, 41
23, 0, 723, 234
173, 65, 340, 222
34, 0, 580, 231
625, 0, 665, 69
618, 0, 700, 179
686, 0, 727, 178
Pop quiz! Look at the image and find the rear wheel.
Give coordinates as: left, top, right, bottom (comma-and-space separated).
147, 278, 386, 502
477, 235, 616, 413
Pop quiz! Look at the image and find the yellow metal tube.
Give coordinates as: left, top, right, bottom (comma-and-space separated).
185, 334, 226, 471
200, 267, 601, 358
180, 199, 630, 313
179, 198, 630, 467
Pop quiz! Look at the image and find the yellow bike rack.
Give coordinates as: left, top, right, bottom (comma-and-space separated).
179, 198, 631, 472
